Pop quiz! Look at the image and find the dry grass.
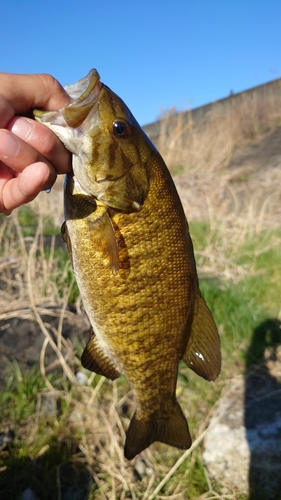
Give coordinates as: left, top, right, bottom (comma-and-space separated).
157, 80, 281, 172
1, 84, 281, 499
0, 209, 237, 499
175, 166, 281, 284
156, 82, 281, 285
0, 210, 225, 499
29, 80, 281, 287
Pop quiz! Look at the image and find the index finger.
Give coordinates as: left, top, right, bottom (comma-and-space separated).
0, 73, 71, 127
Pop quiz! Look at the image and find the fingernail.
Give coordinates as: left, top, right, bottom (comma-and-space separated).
0, 132, 20, 158
10, 117, 35, 141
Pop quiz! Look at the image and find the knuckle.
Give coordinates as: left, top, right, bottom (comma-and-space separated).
40, 73, 62, 94
39, 127, 57, 156
38, 74, 67, 108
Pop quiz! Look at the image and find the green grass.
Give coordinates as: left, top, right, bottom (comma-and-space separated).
0, 365, 92, 500
46, 245, 80, 304
170, 164, 186, 176
0, 363, 47, 423
0, 206, 280, 499
199, 233, 281, 370
3, 205, 80, 305
189, 221, 211, 250
0, 438, 91, 500
200, 278, 267, 357
17, 206, 61, 237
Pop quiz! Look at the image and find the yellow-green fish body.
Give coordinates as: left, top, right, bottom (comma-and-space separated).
34, 69, 220, 459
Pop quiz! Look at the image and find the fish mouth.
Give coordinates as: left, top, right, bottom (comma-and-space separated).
62, 69, 103, 128
33, 69, 103, 129
64, 68, 102, 101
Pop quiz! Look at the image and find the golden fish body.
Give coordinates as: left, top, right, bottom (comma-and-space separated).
34, 69, 220, 459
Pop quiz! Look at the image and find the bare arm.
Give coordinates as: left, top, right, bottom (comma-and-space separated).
0, 73, 72, 214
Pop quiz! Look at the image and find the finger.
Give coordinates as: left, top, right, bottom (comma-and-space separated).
0, 129, 57, 174
0, 73, 71, 127
8, 116, 72, 174
0, 95, 15, 129
0, 162, 56, 214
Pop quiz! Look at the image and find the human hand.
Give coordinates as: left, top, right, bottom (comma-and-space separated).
0, 73, 72, 214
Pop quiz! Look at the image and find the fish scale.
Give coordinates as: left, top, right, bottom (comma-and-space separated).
34, 68, 221, 460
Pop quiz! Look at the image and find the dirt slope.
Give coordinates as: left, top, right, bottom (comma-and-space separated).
174, 125, 281, 230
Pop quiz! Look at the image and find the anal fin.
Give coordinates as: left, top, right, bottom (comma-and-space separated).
182, 293, 221, 381
81, 333, 121, 381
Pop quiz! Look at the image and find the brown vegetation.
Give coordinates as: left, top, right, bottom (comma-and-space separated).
0, 83, 281, 498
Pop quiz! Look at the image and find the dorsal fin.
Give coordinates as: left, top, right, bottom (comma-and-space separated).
182, 293, 221, 381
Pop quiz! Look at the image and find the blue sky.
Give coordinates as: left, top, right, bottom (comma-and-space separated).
1, 1, 281, 125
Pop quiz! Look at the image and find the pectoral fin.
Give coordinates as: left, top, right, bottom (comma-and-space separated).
61, 221, 73, 263
88, 207, 119, 276
81, 333, 121, 381
182, 293, 221, 381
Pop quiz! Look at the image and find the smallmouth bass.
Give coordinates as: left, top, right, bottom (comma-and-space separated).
34, 69, 221, 460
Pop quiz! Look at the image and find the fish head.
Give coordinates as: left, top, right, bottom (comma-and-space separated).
34, 69, 154, 212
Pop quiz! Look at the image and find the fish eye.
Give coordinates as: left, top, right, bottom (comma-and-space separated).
112, 120, 131, 138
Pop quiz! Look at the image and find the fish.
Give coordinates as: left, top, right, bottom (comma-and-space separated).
33, 69, 221, 460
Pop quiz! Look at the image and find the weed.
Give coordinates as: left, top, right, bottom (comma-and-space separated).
155, 80, 281, 174
170, 164, 185, 176
0, 86, 280, 498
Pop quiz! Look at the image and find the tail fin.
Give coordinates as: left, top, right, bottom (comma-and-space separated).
124, 402, 191, 460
